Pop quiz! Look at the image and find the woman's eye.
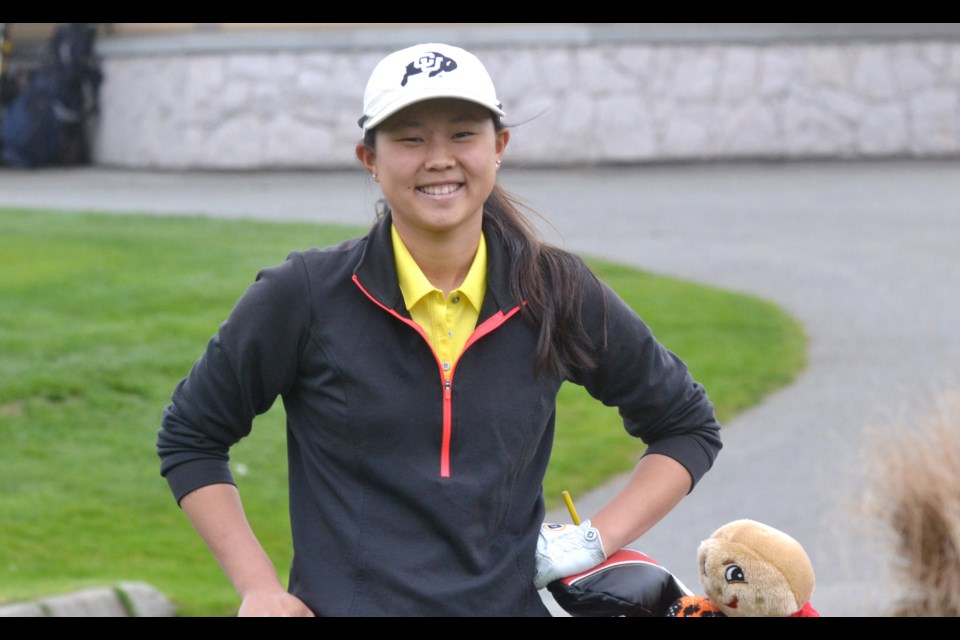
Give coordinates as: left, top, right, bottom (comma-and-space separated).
453, 131, 475, 139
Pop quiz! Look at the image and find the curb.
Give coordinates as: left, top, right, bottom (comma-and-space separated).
0, 582, 176, 617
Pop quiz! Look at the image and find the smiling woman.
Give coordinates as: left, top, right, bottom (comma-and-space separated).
155, 42, 723, 617
0, 206, 804, 617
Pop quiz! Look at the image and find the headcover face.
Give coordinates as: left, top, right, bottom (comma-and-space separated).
547, 548, 694, 617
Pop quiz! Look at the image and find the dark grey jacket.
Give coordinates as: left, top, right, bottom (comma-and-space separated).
157, 213, 722, 616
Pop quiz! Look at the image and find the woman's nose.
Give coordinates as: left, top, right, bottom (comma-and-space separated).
423, 141, 455, 171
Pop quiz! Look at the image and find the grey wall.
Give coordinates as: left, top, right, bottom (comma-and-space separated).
89, 23, 960, 170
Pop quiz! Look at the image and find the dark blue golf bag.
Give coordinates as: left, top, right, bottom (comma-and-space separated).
1, 23, 102, 168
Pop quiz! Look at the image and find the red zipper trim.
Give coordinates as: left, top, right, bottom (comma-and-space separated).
353, 274, 522, 477
440, 305, 522, 476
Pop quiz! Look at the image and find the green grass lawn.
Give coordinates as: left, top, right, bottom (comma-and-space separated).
0, 208, 807, 616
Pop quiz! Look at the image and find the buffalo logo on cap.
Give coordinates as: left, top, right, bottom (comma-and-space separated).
401, 51, 458, 87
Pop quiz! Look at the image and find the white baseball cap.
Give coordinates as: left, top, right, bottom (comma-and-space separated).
358, 42, 505, 133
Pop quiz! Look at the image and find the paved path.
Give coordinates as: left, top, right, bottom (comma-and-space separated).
3, 159, 959, 617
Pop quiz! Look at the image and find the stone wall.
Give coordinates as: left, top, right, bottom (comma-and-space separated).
89, 24, 960, 170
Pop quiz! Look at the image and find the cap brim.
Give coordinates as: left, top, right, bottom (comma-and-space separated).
361, 90, 505, 132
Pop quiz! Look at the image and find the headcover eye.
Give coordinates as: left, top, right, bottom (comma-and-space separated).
724, 564, 745, 583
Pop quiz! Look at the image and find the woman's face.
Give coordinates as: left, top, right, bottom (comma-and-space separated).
357, 98, 509, 239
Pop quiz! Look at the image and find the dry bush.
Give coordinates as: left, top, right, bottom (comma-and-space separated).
864, 391, 960, 617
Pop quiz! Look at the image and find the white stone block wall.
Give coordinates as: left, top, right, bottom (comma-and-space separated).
91, 35, 960, 170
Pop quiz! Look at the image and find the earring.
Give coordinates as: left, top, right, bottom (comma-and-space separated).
495, 159, 501, 170
372, 172, 378, 182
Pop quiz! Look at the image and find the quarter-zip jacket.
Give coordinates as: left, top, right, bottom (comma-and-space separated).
157, 213, 722, 616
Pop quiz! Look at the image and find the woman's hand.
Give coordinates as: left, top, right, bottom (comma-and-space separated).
238, 588, 316, 617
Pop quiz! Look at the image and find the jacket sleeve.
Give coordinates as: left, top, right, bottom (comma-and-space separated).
572, 279, 722, 490
156, 254, 312, 504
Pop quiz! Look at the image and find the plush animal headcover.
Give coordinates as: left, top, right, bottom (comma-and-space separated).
696, 519, 817, 617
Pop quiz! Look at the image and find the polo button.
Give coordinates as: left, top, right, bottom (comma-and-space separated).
442, 361, 451, 371
452, 295, 460, 303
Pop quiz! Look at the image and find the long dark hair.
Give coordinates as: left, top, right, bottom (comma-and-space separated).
362, 120, 607, 378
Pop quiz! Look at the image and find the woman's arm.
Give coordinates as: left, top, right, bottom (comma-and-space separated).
576, 281, 722, 553
179, 483, 314, 617
588, 453, 692, 556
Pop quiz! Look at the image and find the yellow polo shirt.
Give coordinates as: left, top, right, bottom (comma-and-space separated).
392, 224, 486, 376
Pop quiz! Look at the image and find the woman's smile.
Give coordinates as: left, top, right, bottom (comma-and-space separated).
418, 182, 463, 197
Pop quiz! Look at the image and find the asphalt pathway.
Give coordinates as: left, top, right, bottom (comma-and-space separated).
3, 158, 959, 617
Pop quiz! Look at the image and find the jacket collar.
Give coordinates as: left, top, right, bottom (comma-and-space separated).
353, 212, 521, 321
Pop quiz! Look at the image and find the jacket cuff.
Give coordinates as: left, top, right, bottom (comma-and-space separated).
643, 435, 720, 492
164, 458, 237, 506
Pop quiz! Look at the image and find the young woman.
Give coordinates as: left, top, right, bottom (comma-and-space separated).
157, 42, 722, 617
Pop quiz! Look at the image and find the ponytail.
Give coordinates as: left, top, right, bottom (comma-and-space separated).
482, 183, 607, 378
